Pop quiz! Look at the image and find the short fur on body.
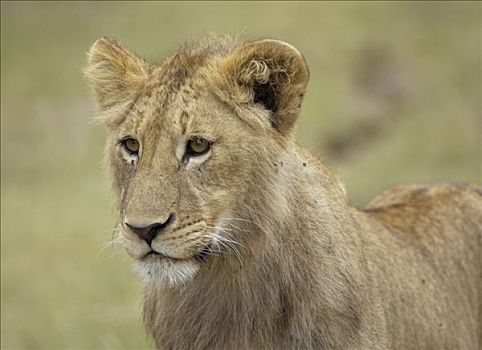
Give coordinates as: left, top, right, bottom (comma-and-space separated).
85, 35, 482, 349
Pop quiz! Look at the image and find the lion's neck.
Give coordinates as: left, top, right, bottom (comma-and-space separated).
144, 148, 366, 349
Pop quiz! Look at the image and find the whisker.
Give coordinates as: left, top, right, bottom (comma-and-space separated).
206, 230, 243, 267
97, 224, 125, 257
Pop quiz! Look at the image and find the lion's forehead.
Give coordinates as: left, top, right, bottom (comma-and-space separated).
146, 52, 210, 109
118, 53, 226, 153
122, 78, 208, 140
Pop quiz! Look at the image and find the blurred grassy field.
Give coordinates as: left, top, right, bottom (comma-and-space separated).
1, 2, 480, 349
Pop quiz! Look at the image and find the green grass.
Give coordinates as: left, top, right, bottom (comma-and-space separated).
1, 2, 480, 349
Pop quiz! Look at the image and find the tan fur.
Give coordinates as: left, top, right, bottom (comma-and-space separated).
85, 36, 482, 349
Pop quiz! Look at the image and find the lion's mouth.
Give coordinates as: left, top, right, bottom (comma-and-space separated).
142, 244, 212, 263
142, 250, 185, 262
144, 250, 172, 260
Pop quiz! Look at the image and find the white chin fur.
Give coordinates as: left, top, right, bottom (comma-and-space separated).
134, 257, 200, 286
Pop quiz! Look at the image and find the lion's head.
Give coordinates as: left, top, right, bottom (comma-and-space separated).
85, 36, 309, 286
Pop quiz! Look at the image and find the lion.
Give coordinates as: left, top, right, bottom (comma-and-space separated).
84, 35, 482, 349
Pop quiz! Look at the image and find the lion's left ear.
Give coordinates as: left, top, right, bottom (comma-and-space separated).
217, 39, 309, 135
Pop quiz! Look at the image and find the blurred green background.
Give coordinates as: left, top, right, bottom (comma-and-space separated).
1, 1, 480, 349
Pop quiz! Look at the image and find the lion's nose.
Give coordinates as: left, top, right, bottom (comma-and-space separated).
125, 214, 174, 245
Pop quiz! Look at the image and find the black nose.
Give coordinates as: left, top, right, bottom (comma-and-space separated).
125, 214, 174, 245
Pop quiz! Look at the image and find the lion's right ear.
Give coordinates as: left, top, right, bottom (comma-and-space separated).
84, 37, 149, 111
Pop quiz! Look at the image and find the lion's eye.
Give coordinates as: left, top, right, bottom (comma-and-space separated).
122, 138, 140, 154
187, 138, 211, 157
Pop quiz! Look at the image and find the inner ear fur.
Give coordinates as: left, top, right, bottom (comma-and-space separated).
84, 37, 149, 111
218, 39, 310, 134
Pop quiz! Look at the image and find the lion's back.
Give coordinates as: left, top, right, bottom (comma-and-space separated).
362, 182, 482, 349
364, 181, 482, 245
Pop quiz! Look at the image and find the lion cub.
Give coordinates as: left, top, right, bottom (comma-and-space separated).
85, 36, 481, 350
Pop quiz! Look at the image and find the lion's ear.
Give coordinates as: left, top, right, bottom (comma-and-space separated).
218, 39, 309, 135
84, 37, 149, 111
